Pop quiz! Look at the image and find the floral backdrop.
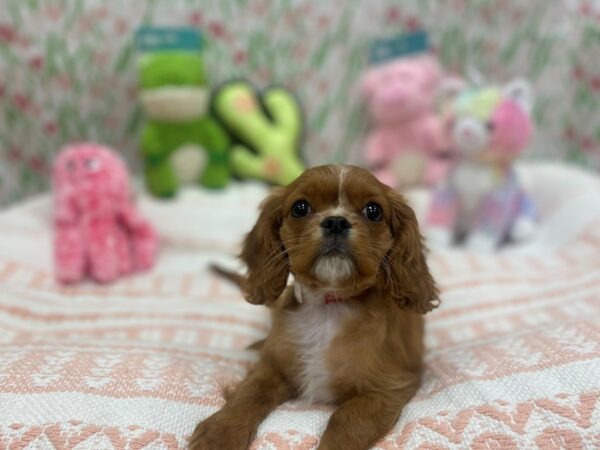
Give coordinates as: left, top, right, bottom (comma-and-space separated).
0, 0, 599, 205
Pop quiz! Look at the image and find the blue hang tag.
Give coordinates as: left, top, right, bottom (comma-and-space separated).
135, 26, 203, 53
368, 30, 429, 65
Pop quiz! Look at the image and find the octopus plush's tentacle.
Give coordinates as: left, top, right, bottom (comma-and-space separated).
130, 221, 158, 271
115, 225, 134, 276
87, 220, 121, 283
54, 222, 85, 283
120, 204, 158, 272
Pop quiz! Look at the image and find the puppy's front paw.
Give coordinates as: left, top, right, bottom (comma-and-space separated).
189, 412, 253, 450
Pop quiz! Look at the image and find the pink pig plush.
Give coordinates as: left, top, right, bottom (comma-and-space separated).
53, 143, 158, 284
361, 55, 454, 188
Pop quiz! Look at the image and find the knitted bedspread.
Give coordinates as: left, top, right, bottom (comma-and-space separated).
0, 163, 598, 449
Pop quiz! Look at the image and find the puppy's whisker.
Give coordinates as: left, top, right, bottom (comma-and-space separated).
258, 242, 309, 275
250, 237, 303, 269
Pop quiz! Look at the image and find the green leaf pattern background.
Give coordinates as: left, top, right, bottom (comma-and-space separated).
0, 0, 599, 205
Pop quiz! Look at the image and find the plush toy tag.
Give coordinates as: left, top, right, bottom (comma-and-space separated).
135, 26, 202, 53
368, 30, 429, 65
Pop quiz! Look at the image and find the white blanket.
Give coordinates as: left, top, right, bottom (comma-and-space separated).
0, 163, 598, 449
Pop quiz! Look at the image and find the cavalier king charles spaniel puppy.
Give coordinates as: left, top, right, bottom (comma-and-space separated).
190, 165, 439, 450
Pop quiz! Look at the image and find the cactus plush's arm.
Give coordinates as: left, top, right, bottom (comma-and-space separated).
262, 88, 301, 140
213, 81, 305, 185
214, 83, 272, 143
230, 144, 267, 181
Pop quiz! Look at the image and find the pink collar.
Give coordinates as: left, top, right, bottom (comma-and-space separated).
324, 292, 348, 304
294, 283, 350, 306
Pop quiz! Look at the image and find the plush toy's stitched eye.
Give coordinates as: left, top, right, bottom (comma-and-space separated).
362, 202, 383, 221
66, 160, 76, 171
486, 121, 495, 132
85, 158, 101, 172
291, 200, 311, 218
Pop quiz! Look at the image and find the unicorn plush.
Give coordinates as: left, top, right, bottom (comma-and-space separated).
426, 79, 536, 252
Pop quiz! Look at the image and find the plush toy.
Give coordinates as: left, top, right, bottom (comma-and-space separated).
212, 80, 304, 185
137, 27, 230, 197
53, 143, 158, 283
426, 79, 536, 252
361, 54, 454, 188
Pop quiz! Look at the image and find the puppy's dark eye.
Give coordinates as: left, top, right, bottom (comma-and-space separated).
362, 202, 383, 221
291, 200, 311, 218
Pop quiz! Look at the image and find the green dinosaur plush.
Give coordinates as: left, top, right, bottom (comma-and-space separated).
138, 45, 230, 197
212, 81, 305, 185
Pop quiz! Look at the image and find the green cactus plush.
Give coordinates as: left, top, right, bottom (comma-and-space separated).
212, 81, 305, 185
137, 29, 230, 197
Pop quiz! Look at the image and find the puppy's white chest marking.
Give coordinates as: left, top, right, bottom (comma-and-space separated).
288, 284, 354, 403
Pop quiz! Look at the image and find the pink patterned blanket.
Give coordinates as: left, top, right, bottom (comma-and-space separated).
0, 166, 599, 449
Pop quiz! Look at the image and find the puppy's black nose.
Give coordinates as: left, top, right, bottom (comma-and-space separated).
321, 216, 351, 236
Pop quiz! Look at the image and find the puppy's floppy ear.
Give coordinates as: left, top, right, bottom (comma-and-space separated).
383, 189, 440, 314
240, 188, 289, 305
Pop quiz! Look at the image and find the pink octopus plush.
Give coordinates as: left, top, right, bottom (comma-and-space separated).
53, 143, 158, 284
361, 55, 454, 188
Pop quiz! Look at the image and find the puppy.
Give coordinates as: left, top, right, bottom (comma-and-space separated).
190, 165, 439, 450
